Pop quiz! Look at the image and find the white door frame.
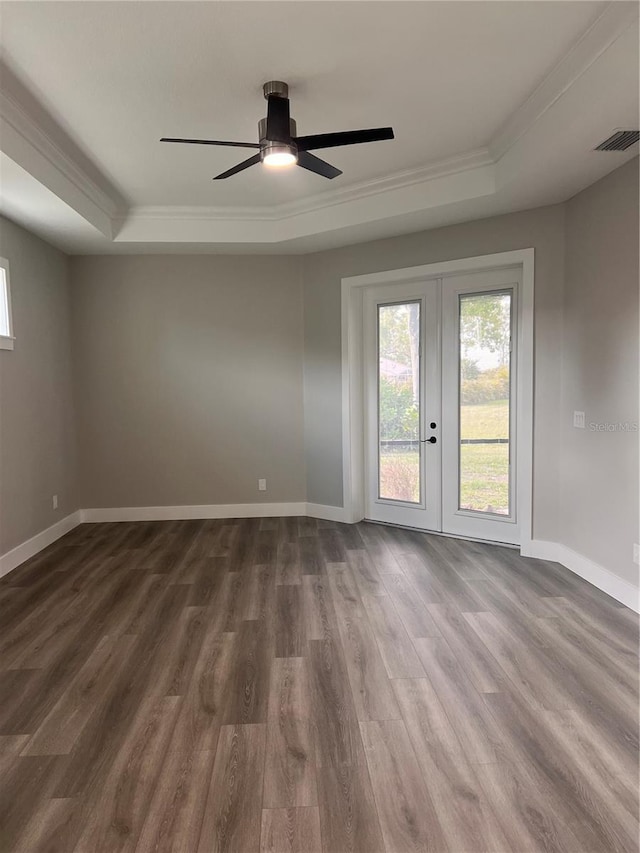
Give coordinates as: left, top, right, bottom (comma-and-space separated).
340, 248, 535, 550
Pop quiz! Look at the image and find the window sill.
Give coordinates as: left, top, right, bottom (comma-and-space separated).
0, 336, 15, 351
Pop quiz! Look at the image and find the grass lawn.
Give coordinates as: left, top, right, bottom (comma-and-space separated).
380, 399, 510, 512
461, 398, 509, 440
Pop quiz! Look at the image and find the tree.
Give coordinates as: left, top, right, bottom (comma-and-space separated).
379, 378, 418, 440
378, 303, 420, 404
460, 293, 510, 366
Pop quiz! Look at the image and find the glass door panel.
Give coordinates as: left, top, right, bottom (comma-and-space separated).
441, 268, 520, 544
378, 301, 421, 504
458, 291, 512, 516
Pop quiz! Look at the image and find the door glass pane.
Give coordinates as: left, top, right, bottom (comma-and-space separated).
378, 302, 421, 503
459, 291, 511, 515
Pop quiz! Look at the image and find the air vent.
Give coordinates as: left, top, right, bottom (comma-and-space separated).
595, 130, 639, 151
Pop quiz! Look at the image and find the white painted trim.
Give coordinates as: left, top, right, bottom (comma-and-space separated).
305, 503, 348, 523
124, 150, 494, 225
490, 2, 639, 160
81, 502, 308, 523
81, 503, 346, 524
0, 256, 15, 347
523, 539, 640, 614
341, 248, 535, 546
0, 89, 119, 237
0, 511, 82, 579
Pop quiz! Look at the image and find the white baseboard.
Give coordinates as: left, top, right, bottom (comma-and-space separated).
81, 502, 309, 523
0, 511, 82, 579
523, 539, 639, 613
305, 503, 348, 523
81, 502, 346, 524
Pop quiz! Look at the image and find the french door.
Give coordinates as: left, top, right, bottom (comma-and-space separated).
364, 267, 521, 545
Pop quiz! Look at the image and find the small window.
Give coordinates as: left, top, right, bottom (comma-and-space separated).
0, 257, 14, 350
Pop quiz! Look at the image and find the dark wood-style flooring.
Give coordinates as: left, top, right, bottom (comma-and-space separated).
0, 517, 638, 852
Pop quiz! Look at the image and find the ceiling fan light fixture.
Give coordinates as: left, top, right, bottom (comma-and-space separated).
262, 145, 298, 167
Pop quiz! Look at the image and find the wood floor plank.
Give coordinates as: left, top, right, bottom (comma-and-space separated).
484, 690, 638, 853
22, 634, 137, 756
472, 754, 585, 852
188, 556, 228, 606
462, 609, 572, 709
381, 573, 441, 639
299, 535, 322, 575
264, 658, 317, 808
319, 528, 348, 564
328, 568, 400, 721
134, 748, 216, 853
12, 797, 77, 853
275, 584, 305, 658
361, 594, 426, 678
170, 629, 235, 753
347, 549, 386, 598
223, 619, 272, 725
413, 638, 500, 765
52, 585, 191, 799
360, 718, 447, 853
197, 723, 267, 853
72, 695, 182, 852
315, 757, 385, 853
301, 576, 338, 642
427, 603, 506, 693
397, 552, 443, 605
308, 638, 385, 853
308, 638, 358, 766
260, 807, 322, 853
355, 522, 403, 575
393, 678, 511, 853
326, 563, 365, 620
276, 541, 302, 586
0, 753, 67, 851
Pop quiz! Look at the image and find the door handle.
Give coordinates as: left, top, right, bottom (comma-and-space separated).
421, 436, 437, 444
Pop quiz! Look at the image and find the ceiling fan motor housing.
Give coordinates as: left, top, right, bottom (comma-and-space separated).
258, 116, 298, 161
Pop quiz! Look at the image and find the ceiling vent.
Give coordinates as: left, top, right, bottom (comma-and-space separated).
594, 130, 639, 151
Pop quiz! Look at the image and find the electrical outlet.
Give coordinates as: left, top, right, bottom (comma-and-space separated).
52, 494, 58, 510
633, 544, 640, 565
573, 411, 585, 429
258, 478, 267, 492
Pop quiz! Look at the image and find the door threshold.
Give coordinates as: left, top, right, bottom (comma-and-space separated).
364, 519, 519, 549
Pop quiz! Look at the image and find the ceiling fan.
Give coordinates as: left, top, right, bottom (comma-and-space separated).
160, 81, 394, 180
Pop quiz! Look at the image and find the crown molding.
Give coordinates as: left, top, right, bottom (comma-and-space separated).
121, 148, 494, 225
490, 1, 639, 161
0, 87, 122, 236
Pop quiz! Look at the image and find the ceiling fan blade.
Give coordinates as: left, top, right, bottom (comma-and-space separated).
265, 95, 291, 143
213, 153, 262, 180
294, 127, 394, 151
297, 151, 342, 180
161, 137, 260, 149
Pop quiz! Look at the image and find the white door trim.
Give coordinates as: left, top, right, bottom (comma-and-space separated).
341, 248, 535, 548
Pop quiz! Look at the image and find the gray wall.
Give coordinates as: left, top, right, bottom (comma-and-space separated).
562, 157, 639, 586
302, 205, 566, 544
70, 255, 305, 508
0, 216, 78, 554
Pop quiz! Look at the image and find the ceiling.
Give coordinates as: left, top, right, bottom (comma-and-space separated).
0, 1, 638, 254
